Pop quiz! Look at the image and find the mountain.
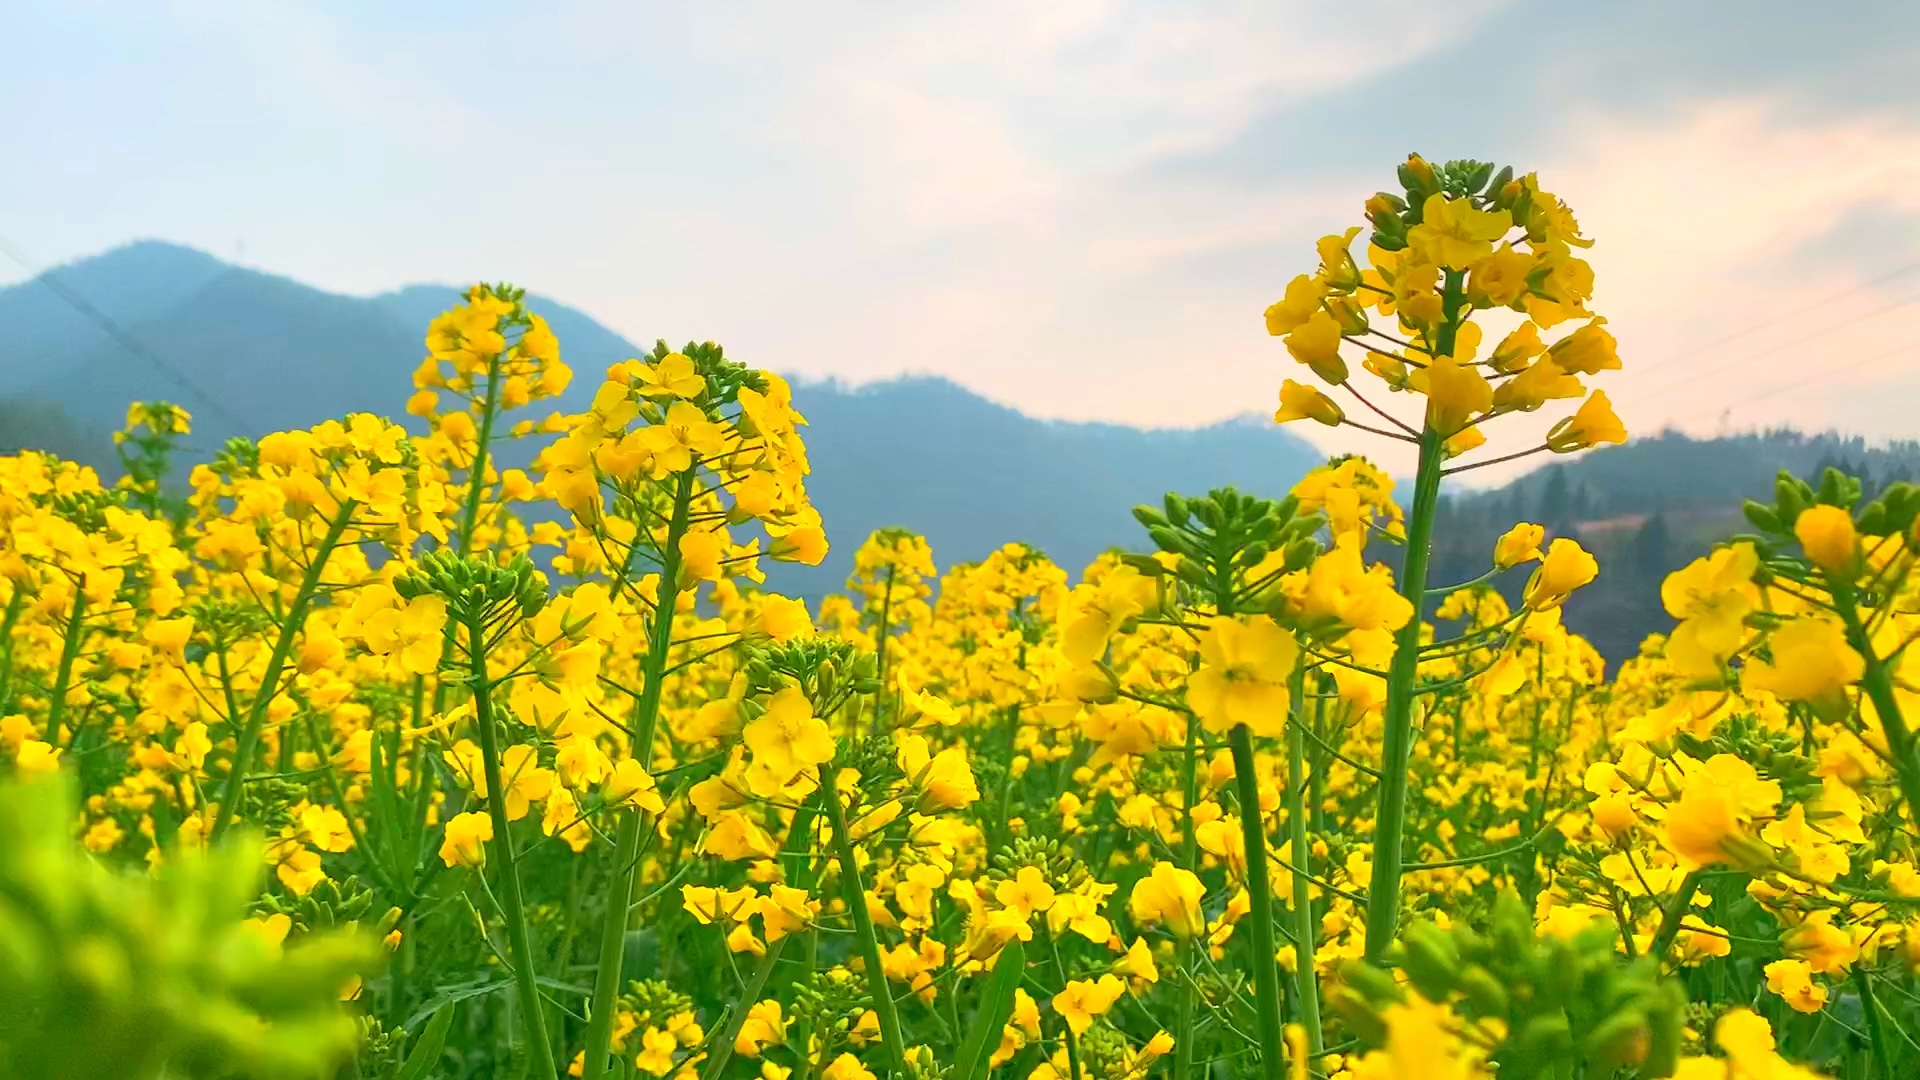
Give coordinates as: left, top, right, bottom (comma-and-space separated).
0, 241, 1324, 595
790, 381, 1321, 596
15, 242, 1907, 660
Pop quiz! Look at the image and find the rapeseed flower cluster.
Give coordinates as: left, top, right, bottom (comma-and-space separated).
1, 159, 1909, 1080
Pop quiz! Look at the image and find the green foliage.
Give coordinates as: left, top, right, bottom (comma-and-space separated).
952, 938, 1025, 1080
0, 774, 379, 1079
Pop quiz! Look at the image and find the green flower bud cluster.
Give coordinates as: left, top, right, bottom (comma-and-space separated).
790, 966, 876, 1057
1130, 487, 1322, 612
1332, 891, 1687, 1079
831, 734, 904, 797
902, 1043, 945, 1080
743, 638, 881, 714
1744, 467, 1920, 555
254, 875, 397, 937
1369, 156, 1522, 253
1675, 712, 1820, 802
1075, 1025, 1132, 1079
355, 1015, 404, 1070
243, 776, 312, 833
1741, 468, 1858, 540
395, 548, 548, 621
620, 978, 695, 1031
48, 489, 121, 533
988, 836, 1092, 892
637, 338, 765, 414
210, 435, 263, 479
184, 599, 270, 650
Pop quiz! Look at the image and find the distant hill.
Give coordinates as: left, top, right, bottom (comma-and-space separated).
13, 242, 1912, 660
0, 241, 1324, 595
1429, 429, 1920, 664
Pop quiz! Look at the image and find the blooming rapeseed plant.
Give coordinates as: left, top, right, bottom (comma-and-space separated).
3, 158, 1913, 1080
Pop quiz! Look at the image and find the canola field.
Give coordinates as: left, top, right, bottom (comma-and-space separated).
2, 155, 1913, 1080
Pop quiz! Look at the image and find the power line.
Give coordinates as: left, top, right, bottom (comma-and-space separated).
1619, 291, 1920, 407
1623, 258, 1920, 397
0, 234, 253, 431
1724, 342, 1917, 412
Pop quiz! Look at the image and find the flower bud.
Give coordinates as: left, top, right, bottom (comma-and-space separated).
1794, 505, 1858, 576
1398, 154, 1437, 197
1458, 964, 1508, 1016
1775, 474, 1810, 523
1131, 505, 1167, 530
1398, 922, 1460, 1002
1283, 539, 1320, 573
1325, 295, 1370, 335
1742, 500, 1782, 535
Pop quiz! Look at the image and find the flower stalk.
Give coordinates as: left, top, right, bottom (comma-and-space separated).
581, 468, 697, 1080
820, 762, 909, 1078
456, 354, 504, 556
43, 584, 88, 748
1173, 708, 1201, 1080
1362, 268, 1462, 962
1284, 662, 1323, 1058
465, 604, 561, 1080
1832, 582, 1920, 824
1229, 722, 1289, 1080
210, 499, 356, 841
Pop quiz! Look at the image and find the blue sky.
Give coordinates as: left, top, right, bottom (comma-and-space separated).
7, 1, 1920, 475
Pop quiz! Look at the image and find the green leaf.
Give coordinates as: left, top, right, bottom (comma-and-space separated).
397, 1003, 457, 1080
952, 939, 1026, 1080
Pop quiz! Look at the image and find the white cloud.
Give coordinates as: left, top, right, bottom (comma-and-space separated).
1542, 99, 1920, 438
15, 0, 1920, 487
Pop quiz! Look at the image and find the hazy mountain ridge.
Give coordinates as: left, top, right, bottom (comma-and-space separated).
0, 241, 1323, 595
8, 241, 1915, 657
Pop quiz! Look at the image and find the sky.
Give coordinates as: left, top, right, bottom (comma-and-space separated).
7, 1, 1920, 479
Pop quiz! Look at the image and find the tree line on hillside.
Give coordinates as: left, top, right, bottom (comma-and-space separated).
1425, 429, 1920, 665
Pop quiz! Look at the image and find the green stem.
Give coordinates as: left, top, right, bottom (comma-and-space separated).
820, 764, 909, 1078
1516, 645, 1547, 906
1646, 869, 1704, 966
1229, 723, 1288, 1080
456, 354, 504, 556
1284, 664, 1323, 1059
871, 564, 896, 736
365, 693, 408, 891
1308, 681, 1327, 836
1854, 967, 1896, 1077
43, 584, 88, 748
0, 585, 30, 711
210, 501, 355, 840
1835, 584, 1920, 825
467, 606, 561, 1080
301, 711, 395, 895
1362, 268, 1462, 963
1041, 924, 1083, 1080
582, 469, 696, 1080
1173, 709, 1201, 1080
580, 812, 641, 1077
701, 801, 823, 1080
